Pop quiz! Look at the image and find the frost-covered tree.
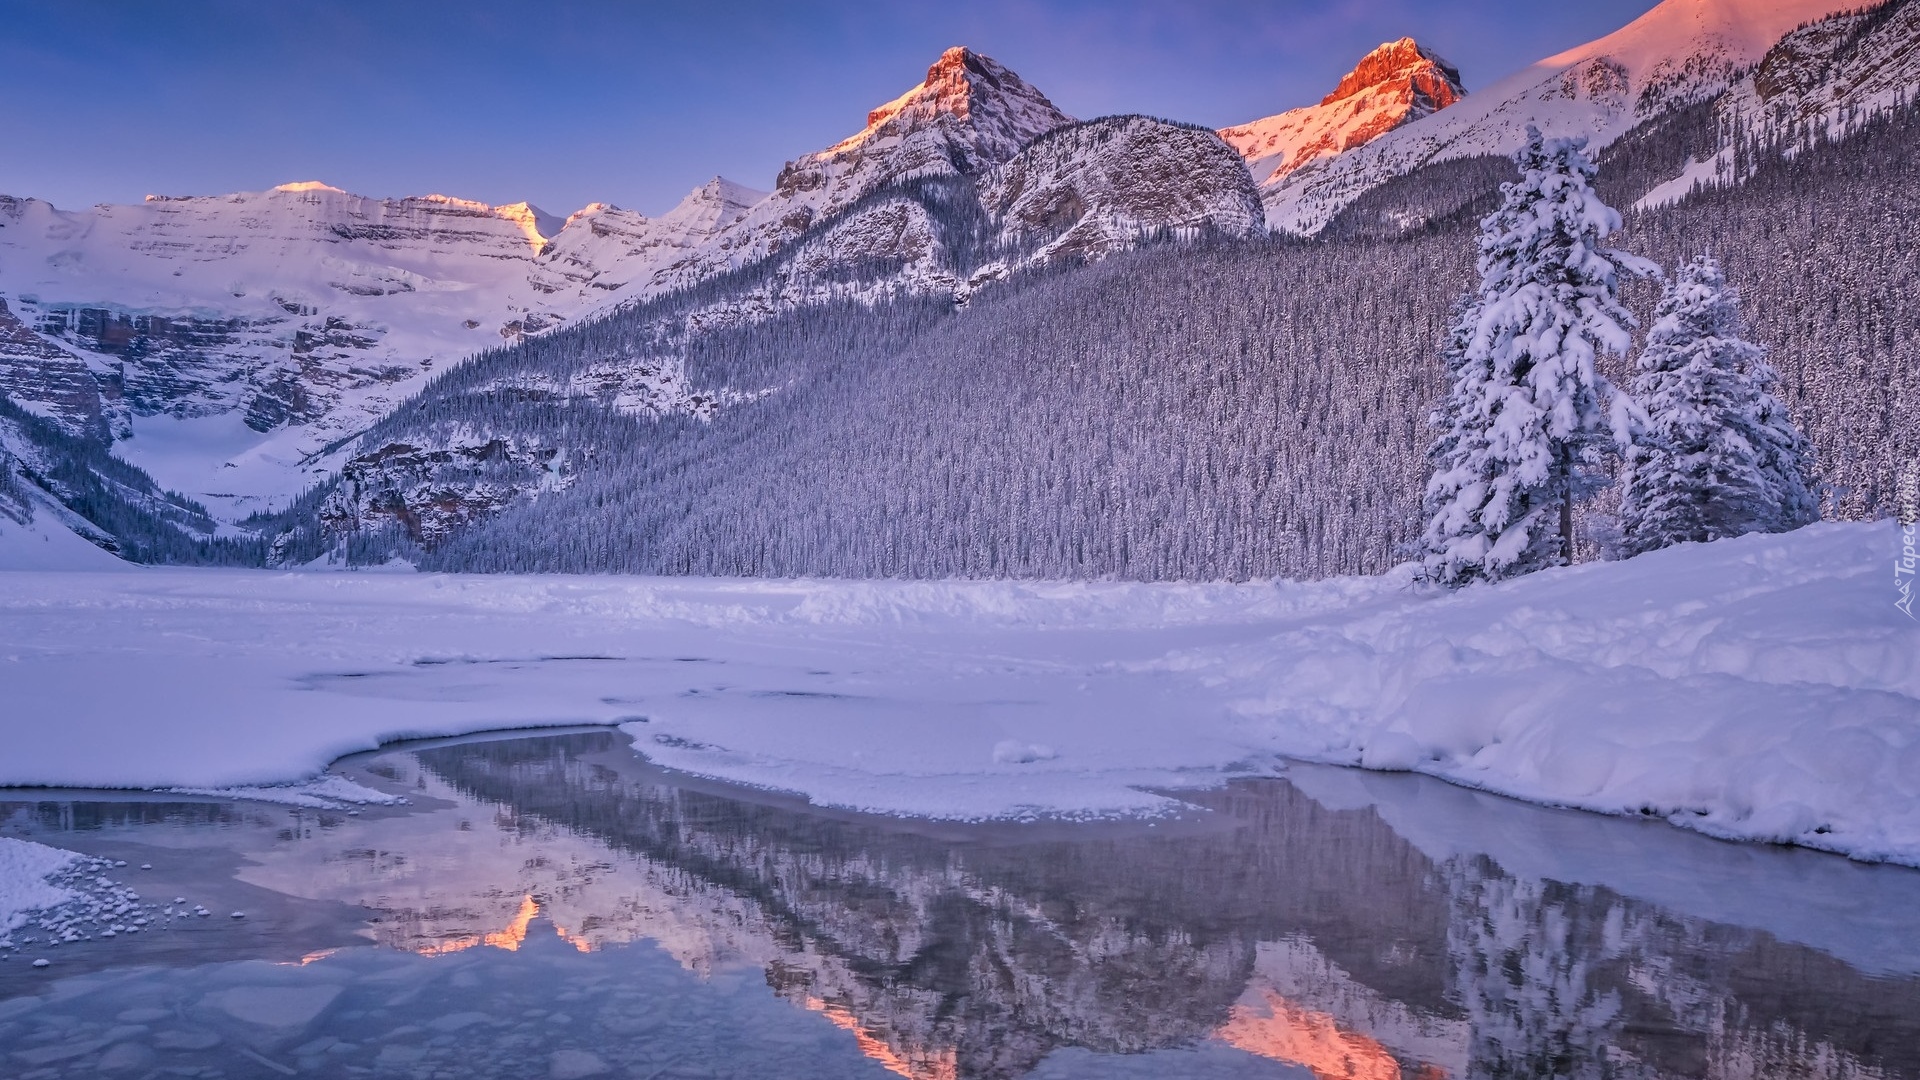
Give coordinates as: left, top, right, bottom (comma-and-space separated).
1619, 255, 1817, 555
1420, 127, 1653, 587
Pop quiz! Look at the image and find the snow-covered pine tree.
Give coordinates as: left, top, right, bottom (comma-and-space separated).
1618, 255, 1817, 555
1419, 127, 1652, 587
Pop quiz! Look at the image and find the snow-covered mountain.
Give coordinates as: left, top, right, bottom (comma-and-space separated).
1261, 0, 1869, 234
640, 46, 1077, 295
312, 112, 1269, 553
1220, 38, 1467, 191
0, 47, 1088, 518
0, 178, 768, 513
5, 2, 1914, 550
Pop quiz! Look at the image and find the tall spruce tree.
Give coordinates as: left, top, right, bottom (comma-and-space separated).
1420, 127, 1652, 587
1619, 255, 1817, 555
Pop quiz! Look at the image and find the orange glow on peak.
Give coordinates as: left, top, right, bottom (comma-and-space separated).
273, 180, 346, 195
804, 997, 958, 1080
414, 894, 592, 957
482, 894, 541, 951
1214, 989, 1415, 1080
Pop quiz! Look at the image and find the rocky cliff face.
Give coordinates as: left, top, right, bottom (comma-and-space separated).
316, 436, 577, 548
984, 116, 1266, 263
0, 295, 114, 440
1220, 38, 1466, 189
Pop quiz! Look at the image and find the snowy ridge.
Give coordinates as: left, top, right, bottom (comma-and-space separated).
1262, 0, 1864, 234
528, 177, 766, 301
0, 47, 1076, 519
1220, 38, 1467, 189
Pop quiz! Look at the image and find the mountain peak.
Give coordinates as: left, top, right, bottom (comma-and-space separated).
1220, 38, 1467, 189
1321, 38, 1464, 111
666, 47, 1072, 293
271, 180, 347, 195
833, 46, 1071, 163
656, 175, 766, 234
492, 201, 566, 250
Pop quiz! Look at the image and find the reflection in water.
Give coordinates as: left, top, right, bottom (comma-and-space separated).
3, 729, 1918, 1080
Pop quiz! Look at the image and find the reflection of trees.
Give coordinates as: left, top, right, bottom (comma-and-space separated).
412, 732, 1920, 1080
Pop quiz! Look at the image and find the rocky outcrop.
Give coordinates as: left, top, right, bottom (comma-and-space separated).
317, 436, 576, 547
0, 297, 117, 440
1221, 38, 1466, 188
983, 116, 1267, 262
472, 353, 721, 419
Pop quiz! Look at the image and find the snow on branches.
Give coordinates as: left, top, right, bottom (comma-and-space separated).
1619, 255, 1817, 555
1420, 127, 1655, 587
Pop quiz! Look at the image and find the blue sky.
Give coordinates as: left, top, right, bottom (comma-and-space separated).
0, 0, 1659, 217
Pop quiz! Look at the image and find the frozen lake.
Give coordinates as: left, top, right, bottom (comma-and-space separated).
4, 727, 1919, 1079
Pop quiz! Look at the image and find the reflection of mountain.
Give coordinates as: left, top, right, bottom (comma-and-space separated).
311, 733, 1920, 1080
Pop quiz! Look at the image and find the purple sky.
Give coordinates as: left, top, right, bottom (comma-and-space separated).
0, 0, 1660, 217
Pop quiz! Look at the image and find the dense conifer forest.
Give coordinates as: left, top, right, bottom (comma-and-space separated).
268, 100, 1915, 580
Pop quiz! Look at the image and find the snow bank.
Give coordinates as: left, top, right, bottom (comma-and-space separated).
1186, 521, 1918, 862
2, 521, 1913, 864
167, 775, 407, 809
0, 838, 81, 945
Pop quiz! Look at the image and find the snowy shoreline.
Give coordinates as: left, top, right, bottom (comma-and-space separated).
3, 521, 1915, 865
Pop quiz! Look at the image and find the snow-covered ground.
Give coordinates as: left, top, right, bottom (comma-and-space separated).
1, 521, 1913, 864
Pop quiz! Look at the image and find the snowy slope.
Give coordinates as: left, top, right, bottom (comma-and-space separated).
2, 522, 1914, 866
1263, 0, 1863, 234
1220, 38, 1466, 189
1640, 0, 1920, 206
0, 487, 126, 571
